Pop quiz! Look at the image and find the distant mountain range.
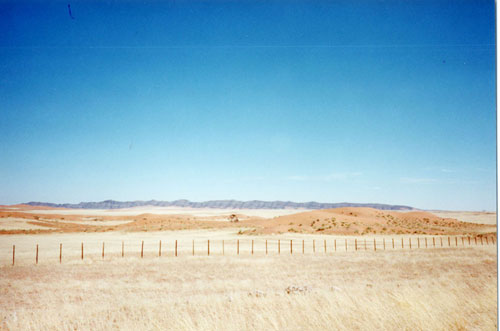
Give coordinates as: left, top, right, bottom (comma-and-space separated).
25, 200, 415, 211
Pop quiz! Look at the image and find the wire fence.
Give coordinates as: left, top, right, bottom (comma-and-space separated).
4, 235, 497, 266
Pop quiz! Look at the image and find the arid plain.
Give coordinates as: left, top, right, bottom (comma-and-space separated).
0, 204, 497, 330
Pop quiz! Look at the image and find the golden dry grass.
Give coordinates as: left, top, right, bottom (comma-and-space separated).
0, 245, 496, 330
0, 207, 496, 330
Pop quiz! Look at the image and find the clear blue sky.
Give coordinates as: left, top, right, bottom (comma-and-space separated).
0, 1, 496, 211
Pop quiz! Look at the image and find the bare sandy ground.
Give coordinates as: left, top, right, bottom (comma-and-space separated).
22, 206, 310, 218
1, 205, 495, 237
56, 219, 132, 226
0, 218, 55, 231
430, 211, 497, 225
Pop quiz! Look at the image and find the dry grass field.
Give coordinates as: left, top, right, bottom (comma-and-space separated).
0, 245, 496, 330
0, 206, 496, 330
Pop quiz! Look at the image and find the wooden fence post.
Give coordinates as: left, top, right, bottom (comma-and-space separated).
417, 238, 420, 249
345, 239, 347, 251
36, 244, 38, 265
122, 241, 124, 257
364, 239, 366, 251
59, 244, 62, 264
455, 237, 457, 246
462, 237, 464, 246
355, 239, 357, 251
486, 237, 489, 245
392, 238, 394, 249
440, 237, 443, 247
425, 238, 427, 248
383, 238, 385, 250
141, 241, 144, 258
468, 236, 471, 245
81, 242, 84, 260
208, 240, 210, 256
324, 239, 326, 253
409, 238, 411, 250
448, 237, 450, 247
373, 238, 376, 251
278, 239, 280, 254
401, 238, 404, 249
159, 240, 162, 257
102, 242, 105, 259
480, 237, 483, 245
175, 240, 177, 256
12, 245, 15, 266
474, 237, 477, 245
192, 240, 195, 256
433, 237, 435, 247
252, 240, 254, 255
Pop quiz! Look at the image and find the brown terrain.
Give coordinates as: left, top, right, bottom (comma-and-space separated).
0, 204, 496, 330
0, 204, 495, 237
245, 208, 496, 236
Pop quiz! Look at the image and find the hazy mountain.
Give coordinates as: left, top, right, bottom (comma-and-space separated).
25, 200, 415, 211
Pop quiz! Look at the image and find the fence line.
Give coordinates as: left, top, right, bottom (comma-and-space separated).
6, 235, 497, 266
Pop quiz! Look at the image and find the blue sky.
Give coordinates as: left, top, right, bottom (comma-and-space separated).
0, 0, 496, 211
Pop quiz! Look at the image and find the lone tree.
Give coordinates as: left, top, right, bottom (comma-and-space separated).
229, 214, 239, 222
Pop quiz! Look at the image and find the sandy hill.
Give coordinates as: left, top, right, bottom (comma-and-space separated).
0, 205, 495, 236
242, 207, 494, 236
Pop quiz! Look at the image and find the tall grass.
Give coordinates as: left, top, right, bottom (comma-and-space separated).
0, 246, 496, 330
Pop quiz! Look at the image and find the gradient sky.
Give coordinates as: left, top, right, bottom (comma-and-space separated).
0, 0, 496, 211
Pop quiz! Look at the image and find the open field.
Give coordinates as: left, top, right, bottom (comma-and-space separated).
20, 206, 310, 218
0, 231, 497, 266
0, 208, 497, 330
430, 211, 497, 225
0, 244, 496, 330
0, 205, 496, 236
